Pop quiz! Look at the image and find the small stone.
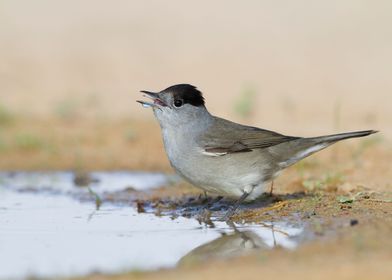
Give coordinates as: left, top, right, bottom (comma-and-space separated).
73, 171, 99, 187
136, 201, 145, 213
337, 183, 356, 194
350, 219, 359, 226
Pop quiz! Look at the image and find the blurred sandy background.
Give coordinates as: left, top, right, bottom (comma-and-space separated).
2, 3, 392, 279
0, 0, 392, 173
0, 0, 391, 171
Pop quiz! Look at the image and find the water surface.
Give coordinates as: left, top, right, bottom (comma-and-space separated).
0, 172, 304, 280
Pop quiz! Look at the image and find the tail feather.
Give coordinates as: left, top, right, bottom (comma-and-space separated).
309, 130, 378, 143
274, 130, 378, 168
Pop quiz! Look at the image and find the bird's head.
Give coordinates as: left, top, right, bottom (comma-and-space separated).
138, 84, 208, 127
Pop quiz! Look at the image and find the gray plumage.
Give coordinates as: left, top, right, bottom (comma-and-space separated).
138, 84, 377, 201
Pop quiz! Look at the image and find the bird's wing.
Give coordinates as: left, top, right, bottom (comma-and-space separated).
198, 117, 299, 155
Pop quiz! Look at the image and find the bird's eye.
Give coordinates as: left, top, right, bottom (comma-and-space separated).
174, 99, 183, 107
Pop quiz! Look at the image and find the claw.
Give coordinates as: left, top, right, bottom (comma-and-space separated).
219, 192, 250, 221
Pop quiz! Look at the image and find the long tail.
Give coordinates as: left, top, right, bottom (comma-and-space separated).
273, 130, 378, 168
308, 130, 378, 143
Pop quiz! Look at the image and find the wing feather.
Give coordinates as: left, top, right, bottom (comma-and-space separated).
199, 117, 299, 155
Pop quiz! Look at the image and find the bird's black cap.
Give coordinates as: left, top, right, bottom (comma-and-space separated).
161, 84, 205, 107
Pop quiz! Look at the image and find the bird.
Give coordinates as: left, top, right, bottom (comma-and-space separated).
137, 84, 377, 217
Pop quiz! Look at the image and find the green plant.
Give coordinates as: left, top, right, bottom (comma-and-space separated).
88, 187, 102, 210
0, 135, 7, 152
14, 133, 45, 151
302, 172, 344, 192
0, 104, 14, 125
124, 127, 137, 142
352, 135, 382, 162
337, 195, 354, 203
294, 158, 319, 178
54, 99, 79, 120
233, 86, 257, 118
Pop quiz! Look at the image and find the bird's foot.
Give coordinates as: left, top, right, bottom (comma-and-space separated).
207, 195, 224, 208
219, 205, 239, 221
268, 181, 274, 196
218, 192, 250, 221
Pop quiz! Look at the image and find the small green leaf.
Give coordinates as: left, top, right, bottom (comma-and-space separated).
337, 196, 354, 204
88, 187, 102, 210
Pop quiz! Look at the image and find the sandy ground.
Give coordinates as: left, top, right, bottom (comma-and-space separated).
0, 118, 168, 171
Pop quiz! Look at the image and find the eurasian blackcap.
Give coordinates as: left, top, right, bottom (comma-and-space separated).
138, 84, 377, 215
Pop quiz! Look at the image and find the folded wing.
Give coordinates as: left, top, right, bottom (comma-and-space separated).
198, 117, 300, 155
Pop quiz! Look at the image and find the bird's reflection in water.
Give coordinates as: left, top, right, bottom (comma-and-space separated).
178, 222, 287, 266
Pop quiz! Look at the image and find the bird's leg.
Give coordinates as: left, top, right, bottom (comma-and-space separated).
199, 196, 224, 216
221, 191, 250, 221
207, 195, 223, 207
270, 223, 277, 247
269, 180, 274, 196
196, 191, 209, 204
225, 220, 239, 232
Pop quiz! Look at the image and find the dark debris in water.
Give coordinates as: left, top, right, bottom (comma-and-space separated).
136, 200, 146, 213
196, 209, 214, 227
134, 192, 308, 225
73, 171, 100, 187
139, 195, 231, 222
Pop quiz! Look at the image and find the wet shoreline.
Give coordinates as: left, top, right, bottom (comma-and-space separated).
0, 172, 305, 280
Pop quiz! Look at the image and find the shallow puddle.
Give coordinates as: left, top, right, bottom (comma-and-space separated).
0, 172, 304, 280
0, 171, 172, 194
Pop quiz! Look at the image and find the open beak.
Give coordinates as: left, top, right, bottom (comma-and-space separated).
137, 90, 168, 109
